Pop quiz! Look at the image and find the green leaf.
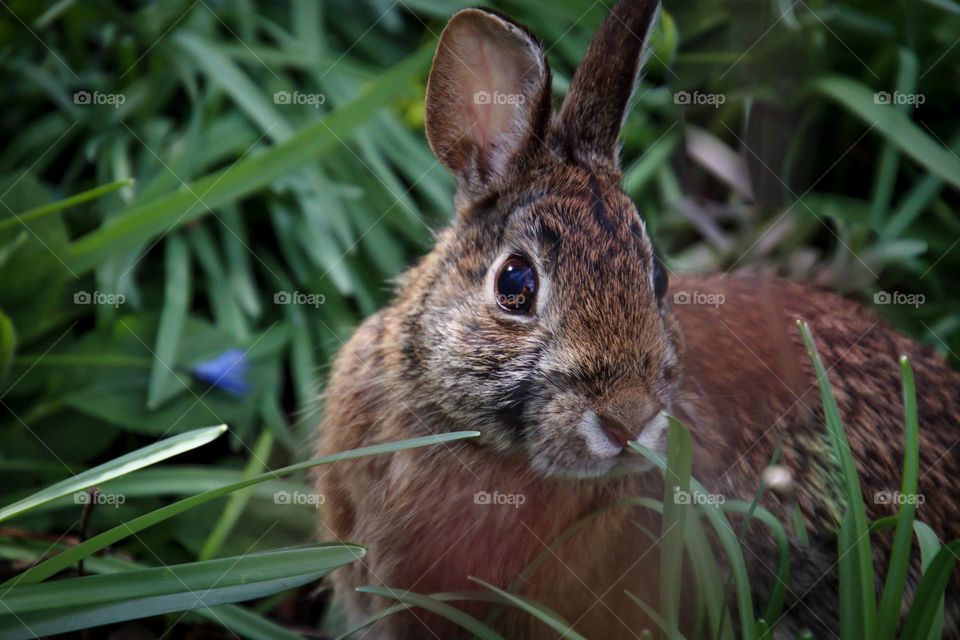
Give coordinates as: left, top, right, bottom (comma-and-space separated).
63, 42, 435, 274
919, 0, 960, 14
469, 577, 587, 640
4, 431, 479, 586
660, 415, 692, 639
356, 586, 505, 640
630, 427, 756, 639
875, 357, 920, 640
913, 521, 946, 640
0, 544, 363, 639
867, 48, 917, 228
0, 178, 134, 233
624, 590, 687, 640
147, 234, 192, 408
0, 309, 15, 385
198, 429, 273, 560
334, 591, 501, 640
899, 541, 960, 640
814, 76, 960, 193
798, 320, 876, 636
0, 532, 304, 640
719, 501, 790, 628
196, 603, 305, 640
0, 424, 226, 523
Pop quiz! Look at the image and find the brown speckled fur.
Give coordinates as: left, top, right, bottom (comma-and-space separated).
315, 2, 960, 638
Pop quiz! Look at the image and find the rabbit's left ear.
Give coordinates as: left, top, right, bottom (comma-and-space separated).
425, 9, 551, 198
552, 0, 660, 175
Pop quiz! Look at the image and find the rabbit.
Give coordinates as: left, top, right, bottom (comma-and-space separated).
314, 1, 960, 638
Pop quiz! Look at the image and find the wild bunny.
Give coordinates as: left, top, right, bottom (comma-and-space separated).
315, 1, 960, 638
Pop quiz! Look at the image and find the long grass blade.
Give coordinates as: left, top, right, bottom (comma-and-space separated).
356, 586, 504, 640
798, 320, 876, 636
0, 424, 226, 523
875, 356, 920, 640
0, 545, 363, 639
2, 431, 479, 586
469, 577, 587, 640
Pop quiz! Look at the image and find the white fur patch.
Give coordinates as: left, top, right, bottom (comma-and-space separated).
636, 412, 668, 453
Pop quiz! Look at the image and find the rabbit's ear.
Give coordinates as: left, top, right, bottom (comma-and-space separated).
552, 0, 659, 174
425, 9, 551, 196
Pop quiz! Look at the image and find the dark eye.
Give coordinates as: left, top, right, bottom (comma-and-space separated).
652, 256, 668, 300
496, 255, 537, 314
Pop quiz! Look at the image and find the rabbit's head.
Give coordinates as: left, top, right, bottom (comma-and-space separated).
393, 0, 678, 478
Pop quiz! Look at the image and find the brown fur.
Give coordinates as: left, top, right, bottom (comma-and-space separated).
315, 2, 960, 638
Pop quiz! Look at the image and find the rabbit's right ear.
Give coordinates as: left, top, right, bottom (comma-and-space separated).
425, 9, 551, 198
553, 0, 660, 175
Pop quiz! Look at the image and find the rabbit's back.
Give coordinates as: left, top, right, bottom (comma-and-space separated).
673, 273, 960, 637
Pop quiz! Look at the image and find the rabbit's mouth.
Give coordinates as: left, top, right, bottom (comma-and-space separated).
524, 401, 668, 479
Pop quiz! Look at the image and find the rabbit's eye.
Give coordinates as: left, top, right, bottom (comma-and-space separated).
496, 255, 537, 313
653, 257, 668, 300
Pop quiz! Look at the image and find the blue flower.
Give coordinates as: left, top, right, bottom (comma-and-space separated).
192, 348, 250, 396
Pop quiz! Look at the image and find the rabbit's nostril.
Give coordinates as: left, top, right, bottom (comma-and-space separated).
597, 413, 634, 449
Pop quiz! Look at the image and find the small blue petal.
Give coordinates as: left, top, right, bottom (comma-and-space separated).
192, 348, 251, 396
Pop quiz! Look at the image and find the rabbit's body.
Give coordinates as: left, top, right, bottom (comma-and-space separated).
316, 1, 960, 637
318, 273, 960, 639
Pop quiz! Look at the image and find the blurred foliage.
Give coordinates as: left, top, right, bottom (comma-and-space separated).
0, 0, 958, 636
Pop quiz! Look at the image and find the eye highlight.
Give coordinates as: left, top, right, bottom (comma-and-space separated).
495, 255, 537, 313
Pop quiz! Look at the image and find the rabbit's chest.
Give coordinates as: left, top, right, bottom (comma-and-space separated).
377, 457, 653, 601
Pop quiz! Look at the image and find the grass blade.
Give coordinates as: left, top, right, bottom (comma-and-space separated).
356, 586, 504, 640
334, 591, 501, 640
814, 76, 960, 193
913, 521, 946, 640
0, 424, 226, 523
63, 43, 435, 274
661, 415, 692, 639
3, 431, 479, 586
899, 541, 960, 640
630, 423, 757, 640
0, 544, 363, 639
624, 590, 688, 640
0, 309, 14, 385
0, 178, 134, 232
147, 233, 191, 409
798, 320, 876, 636
719, 501, 790, 628
875, 356, 920, 640
469, 577, 587, 640
198, 429, 274, 560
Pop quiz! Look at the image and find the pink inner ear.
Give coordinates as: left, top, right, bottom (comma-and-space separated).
426, 9, 545, 183
458, 33, 527, 154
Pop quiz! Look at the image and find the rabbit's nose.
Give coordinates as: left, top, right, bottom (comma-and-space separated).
597, 412, 634, 448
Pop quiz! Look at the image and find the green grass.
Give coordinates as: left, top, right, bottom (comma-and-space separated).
1, 0, 959, 637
